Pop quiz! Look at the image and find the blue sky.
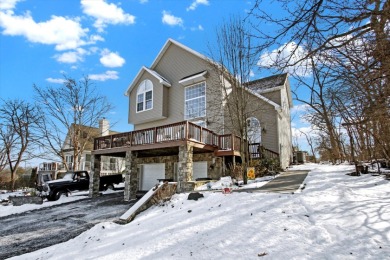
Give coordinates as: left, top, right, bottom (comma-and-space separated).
0, 0, 310, 150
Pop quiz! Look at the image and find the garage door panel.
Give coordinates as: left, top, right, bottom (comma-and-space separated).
193, 161, 207, 180
141, 163, 165, 191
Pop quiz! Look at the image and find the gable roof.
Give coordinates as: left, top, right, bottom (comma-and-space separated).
245, 73, 293, 108
150, 38, 209, 69
124, 38, 211, 96
124, 66, 171, 96
124, 39, 293, 110
246, 88, 282, 112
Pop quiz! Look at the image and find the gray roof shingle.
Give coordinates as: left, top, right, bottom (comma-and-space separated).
245, 73, 288, 92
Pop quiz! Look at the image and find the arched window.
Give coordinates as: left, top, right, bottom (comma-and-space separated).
246, 117, 261, 143
136, 79, 153, 112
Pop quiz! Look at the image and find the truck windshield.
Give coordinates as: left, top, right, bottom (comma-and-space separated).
63, 173, 74, 180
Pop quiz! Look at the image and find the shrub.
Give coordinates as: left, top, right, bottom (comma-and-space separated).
249, 158, 281, 177
227, 163, 244, 181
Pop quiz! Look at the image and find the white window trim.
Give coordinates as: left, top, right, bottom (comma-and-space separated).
136, 80, 153, 113
184, 81, 206, 120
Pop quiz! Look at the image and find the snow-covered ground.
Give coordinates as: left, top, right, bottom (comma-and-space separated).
7, 164, 390, 259
0, 185, 123, 218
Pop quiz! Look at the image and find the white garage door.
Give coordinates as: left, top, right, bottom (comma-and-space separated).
193, 161, 207, 180
140, 163, 165, 191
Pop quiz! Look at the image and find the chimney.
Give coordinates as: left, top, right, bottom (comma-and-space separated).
99, 118, 110, 136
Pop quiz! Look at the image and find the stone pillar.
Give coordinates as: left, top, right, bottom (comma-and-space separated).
89, 154, 101, 198
124, 151, 138, 201
177, 143, 193, 192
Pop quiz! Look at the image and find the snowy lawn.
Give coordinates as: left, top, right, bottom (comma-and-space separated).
8, 164, 390, 259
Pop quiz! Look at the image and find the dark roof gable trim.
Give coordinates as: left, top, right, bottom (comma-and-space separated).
179, 71, 208, 86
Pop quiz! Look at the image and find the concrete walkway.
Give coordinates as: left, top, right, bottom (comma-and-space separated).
237, 170, 309, 193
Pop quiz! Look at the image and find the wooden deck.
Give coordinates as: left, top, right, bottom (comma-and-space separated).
93, 120, 278, 158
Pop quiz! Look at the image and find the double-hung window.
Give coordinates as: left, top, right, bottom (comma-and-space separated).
185, 82, 206, 119
136, 79, 153, 112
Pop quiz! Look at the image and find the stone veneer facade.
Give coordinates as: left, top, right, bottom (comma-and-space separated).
89, 154, 101, 198
93, 143, 224, 200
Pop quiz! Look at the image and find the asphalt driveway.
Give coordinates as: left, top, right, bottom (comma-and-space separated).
237, 170, 309, 193
0, 192, 135, 260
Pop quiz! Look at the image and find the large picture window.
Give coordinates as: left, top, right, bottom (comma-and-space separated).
185, 82, 206, 119
136, 79, 153, 112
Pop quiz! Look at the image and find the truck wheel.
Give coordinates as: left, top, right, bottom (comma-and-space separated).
106, 184, 114, 191
53, 191, 63, 201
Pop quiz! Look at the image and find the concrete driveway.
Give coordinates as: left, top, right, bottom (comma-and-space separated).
237, 170, 309, 193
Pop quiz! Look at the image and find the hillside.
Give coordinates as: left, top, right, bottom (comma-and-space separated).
10, 164, 390, 259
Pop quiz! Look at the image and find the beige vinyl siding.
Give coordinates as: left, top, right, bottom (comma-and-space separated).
248, 95, 279, 153
278, 86, 293, 168
129, 72, 166, 124
222, 92, 279, 153
134, 43, 224, 132
261, 91, 281, 106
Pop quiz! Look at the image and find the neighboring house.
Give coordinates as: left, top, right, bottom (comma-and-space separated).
91, 39, 293, 199
38, 119, 125, 179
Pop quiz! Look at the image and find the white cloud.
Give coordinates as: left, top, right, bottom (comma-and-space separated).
139, 0, 148, 3
186, 0, 209, 11
249, 70, 255, 78
258, 42, 311, 77
0, 11, 88, 50
292, 126, 314, 137
46, 77, 66, 84
81, 0, 135, 32
162, 11, 183, 27
54, 48, 87, 63
291, 103, 309, 114
190, 24, 203, 31
99, 49, 125, 68
88, 34, 104, 44
89, 70, 119, 81
291, 125, 319, 152
0, 0, 21, 10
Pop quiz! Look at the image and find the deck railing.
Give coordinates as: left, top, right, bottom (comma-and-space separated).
248, 143, 279, 159
94, 121, 278, 159
94, 121, 220, 150
218, 134, 241, 152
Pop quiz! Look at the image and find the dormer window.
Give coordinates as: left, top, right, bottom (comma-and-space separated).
136, 79, 153, 112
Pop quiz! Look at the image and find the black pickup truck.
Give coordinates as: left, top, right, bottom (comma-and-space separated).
41, 171, 123, 201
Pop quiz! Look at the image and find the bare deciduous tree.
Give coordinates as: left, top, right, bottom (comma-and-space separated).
291, 56, 345, 162
299, 129, 317, 163
34, 76, 113, 170
0, 143, 7, 172
249, 0, 390, 71
0, 99, 41, 190
207, 16, 269, 183
249, 0, 390, 163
